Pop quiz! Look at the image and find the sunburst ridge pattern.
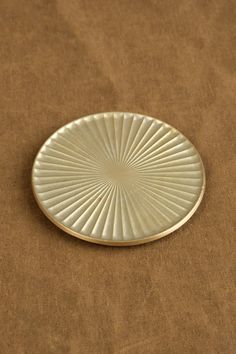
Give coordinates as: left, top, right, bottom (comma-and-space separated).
32, 112, 205, 245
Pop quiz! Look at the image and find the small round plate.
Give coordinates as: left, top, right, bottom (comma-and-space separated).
32, 112, 205, 246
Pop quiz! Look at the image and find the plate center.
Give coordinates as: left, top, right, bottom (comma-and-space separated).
103, 161, 139, 186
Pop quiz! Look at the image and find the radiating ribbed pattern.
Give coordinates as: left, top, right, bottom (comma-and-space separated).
32, 112, 205, 243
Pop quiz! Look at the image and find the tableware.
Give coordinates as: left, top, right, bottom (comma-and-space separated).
32, 112, 205, 246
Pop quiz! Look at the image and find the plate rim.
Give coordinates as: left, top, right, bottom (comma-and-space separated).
31, 112, 206, 246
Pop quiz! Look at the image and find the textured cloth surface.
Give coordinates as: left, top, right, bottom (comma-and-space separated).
0, 1, 235, 353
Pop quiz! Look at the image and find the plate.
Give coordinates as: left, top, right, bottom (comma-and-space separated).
32, 112, 205, 246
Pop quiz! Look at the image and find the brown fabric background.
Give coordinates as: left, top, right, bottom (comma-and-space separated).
0, 0, 235, 353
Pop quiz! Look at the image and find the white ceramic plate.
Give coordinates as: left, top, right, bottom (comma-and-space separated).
32, 112, 205, 246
